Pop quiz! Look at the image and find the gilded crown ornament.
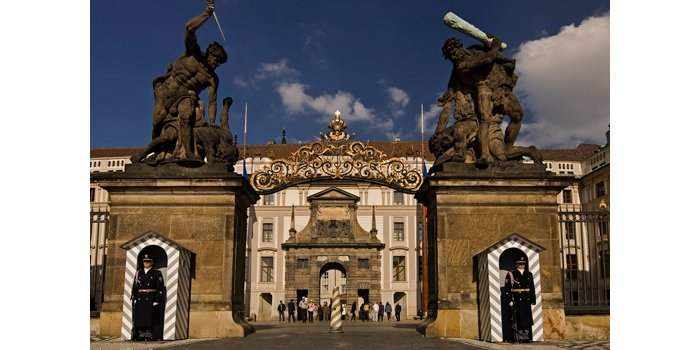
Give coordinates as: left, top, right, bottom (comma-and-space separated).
324, 110, 350, 142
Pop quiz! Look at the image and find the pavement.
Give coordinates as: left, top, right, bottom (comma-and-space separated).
90, 321, 609, 350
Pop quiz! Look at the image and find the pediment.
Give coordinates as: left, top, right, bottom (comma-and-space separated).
307, 187, 360, 202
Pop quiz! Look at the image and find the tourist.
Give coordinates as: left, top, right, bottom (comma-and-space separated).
319, 302, 325, 321
385, 302, 392, 321
341, 303, 347, 320
362, 302, 370, 322
350, 302, 357, 321
395, 303, 402, 321
298, 297, 308, 323
287, 299, 296, 323
372, 302, 379, 322
308, 300, 317, 323
277, 300, 286, 322
378, 301, 384, 321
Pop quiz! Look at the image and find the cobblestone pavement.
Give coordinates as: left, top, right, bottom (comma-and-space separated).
551, 340, 610, 350
91, 321, 609, 350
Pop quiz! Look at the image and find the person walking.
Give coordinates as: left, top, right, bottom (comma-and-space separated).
372, 302, 380, 322
395, 303, 402, 321
362, 302, 370, 322
378, 302, 384, 321
385, 302, 392, 321
277, 300, 286, 322
350, 301, 357, 321
307, 300, 316, 323
341, 303, 347, 320
287, 299, 296, 323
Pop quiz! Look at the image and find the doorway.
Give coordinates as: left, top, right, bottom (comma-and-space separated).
499, 248, 528, 342
259, 293, 273, 321
357, 289, 369, 305
320, 262, 347, 307
134, 245, 167, 340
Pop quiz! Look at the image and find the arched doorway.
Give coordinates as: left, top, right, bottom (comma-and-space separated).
499, 248, 527, 342
258, 293, 273, 321
393, 292, 407, 321
319, 262, 347, 309
135, 245, 167, 339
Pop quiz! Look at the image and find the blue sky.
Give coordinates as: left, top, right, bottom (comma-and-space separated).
91, 0, 609, 149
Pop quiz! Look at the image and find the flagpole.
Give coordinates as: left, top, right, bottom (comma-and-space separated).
243, 103, 248, 176
421, 104, 425, 157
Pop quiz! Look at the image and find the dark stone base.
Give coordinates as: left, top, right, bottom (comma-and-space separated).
430, 161, 549, 178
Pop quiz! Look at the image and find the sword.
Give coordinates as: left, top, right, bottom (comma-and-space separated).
212, 10, 227, 42
207, 0, 227, 42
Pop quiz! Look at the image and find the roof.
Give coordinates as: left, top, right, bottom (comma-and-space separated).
90, 142, 602, 162
539, 144, 601, 161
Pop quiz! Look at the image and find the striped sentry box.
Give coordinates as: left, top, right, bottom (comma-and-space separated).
476, 234, 545, 342
120, 231, 193, 341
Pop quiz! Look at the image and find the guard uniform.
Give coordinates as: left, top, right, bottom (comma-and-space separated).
131, 255, 166, 341
505, 258, 536, 342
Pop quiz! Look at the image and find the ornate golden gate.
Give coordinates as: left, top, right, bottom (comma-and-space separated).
250, 111, 423, 194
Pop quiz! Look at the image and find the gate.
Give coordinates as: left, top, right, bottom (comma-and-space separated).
90, 208, 110, 316
558, 206, 610, 314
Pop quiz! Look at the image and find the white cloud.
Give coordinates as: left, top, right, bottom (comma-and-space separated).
277, 82, 376, 122
514, 14, 609, 148
254, 59, 300, 81
234, 59, 300, 87
387, 87, 410, 116
233, 77, 248, 88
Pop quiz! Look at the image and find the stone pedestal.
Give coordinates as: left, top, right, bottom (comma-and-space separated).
415, 163, 570, 340
92, 163, 259, 338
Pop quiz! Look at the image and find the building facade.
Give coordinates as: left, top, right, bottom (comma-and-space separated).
90, 126, 610, 321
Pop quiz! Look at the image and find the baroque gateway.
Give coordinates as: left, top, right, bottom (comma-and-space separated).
91, 111, 610, 324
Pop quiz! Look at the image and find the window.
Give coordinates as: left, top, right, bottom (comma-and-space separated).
393, 191, 404, 205
564, 222, 576, 240
393, 222, 405, 241
296, 258, 309, 269
358, 258, 369, 269
90, 188, 95, 202
263, 194, 275, 206
260, 257, 274, 282
392, 256, 406, 281
562, 189, 572, 204
262, 223, 273, 242
595, 181, 606, 198
565, 254, 578, 280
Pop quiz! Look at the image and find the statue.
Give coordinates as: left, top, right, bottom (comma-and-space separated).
430, 13, 542, 171
131, 0, 239, 168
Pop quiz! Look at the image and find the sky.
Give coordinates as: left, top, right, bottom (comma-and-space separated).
91, 0, 609, 149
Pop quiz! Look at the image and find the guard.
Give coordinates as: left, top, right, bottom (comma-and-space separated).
131, 254, 166, 341
505, 257, 536, 342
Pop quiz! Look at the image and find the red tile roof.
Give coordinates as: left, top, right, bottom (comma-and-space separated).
90, 142, 602, 162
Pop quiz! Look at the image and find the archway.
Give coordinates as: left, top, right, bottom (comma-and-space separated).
319, 262, 347, 309
499, 248, 528, 342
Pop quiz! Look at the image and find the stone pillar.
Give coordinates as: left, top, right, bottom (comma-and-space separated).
415, 164, 570, 340
93, 164, 259, 338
